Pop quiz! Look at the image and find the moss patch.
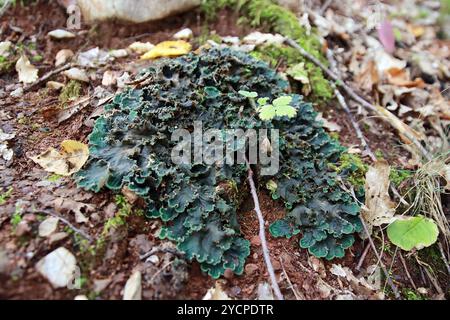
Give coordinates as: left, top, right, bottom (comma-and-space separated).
59, 80, 81, 105
201, 0, 333, 100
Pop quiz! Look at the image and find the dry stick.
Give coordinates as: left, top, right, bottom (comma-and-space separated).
246, 161, 284, 300
280, 257, 302, 300
399, 252, 417, 290
356, 243, 371, 271
285, 38, 432, 162
23, 62, 73, 92
359, 217, 401, 299
326, 49, 408, 206
41, 209, 93, 243
437, 242, 450, 274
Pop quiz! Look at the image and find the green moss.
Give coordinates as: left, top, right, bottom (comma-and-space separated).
59, 80, 81, 105
0, 187, 13, 205
389, 168, 413, 186
403, 289, 426, 300
201, 0, 333, 100
330, 153, 368, 188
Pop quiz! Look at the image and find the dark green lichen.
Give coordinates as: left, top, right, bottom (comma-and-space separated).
76, 48, 360, 277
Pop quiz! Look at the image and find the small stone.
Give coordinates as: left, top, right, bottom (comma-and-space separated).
48, 29, 76, 39
15, 221, 31, 236
64, 68, 89, 82
102, 71, 117, 87
252, 253, 258, 260
48, 232, 69, 244
55, 49, 74, 66
128, 42, 154, 54
173, 28, 193, 40
38, 216, 59, 237
244, 263, 259, 275
93, 278, 111, 293
74, 295, 88, 300
123, 270, 142, 300
146, 255, 159, 265
0, 41, 12, 57
36, 247, 77, 288
109, 49, 128, 58
46, 81, 65, 90
10, 87, 23, 98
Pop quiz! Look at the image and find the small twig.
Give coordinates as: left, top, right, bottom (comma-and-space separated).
416, 257, 444, 295
399, 252, 417, 290
148, 260, 176, 284
279, 257, 302, 300
359, 217, 401, 299
319, 0, 333, 15
41, 209, 92, 243
286, 38, 432, 161
0, 0, 12, 19
356, 243, 371, 271
23, 62, 73, 92
140, 247, 184, 261
437, 242, 450, 275
246, 160, 284, 300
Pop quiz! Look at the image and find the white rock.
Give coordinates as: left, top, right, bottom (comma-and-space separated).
123, 270, 142, 300
146, 255, 159, 265
48, 232, 69, 244
257, 282, 274, 300
10, 87, 24, 98
78, 47, 109, 68
64, 68, 89, 82
128, 42, 154, 54
0, 41, 12, 57
243, 31, 285, 46
48, 29, 76, 39
173, 28, 193, 40
77, 0, 200, 23
74, 295, 88, 300
36, 247, 77, 288
109, 49, 128, 58
46, 81, 65, 90
38, 216, 59, 237
102, 70, 117, 86
222, 36, 240, 45
55, 49, 74, 66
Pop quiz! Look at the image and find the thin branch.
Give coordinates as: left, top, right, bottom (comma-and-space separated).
356, 243, 371, 271
23, 62, 73, 92
285, 38, 432, 161
359, 217, 401, 299
41, 209, 93, 243
246, 160, 284, 300
399, 252, 417, 290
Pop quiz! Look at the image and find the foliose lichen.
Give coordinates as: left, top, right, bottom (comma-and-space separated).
76, 47, 360, 277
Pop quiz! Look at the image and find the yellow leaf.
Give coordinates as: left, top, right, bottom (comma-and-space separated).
141, 40, 191, 60
30, 140, 89, 176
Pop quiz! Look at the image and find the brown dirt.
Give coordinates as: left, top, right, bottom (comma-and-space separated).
0, 1, 446, 301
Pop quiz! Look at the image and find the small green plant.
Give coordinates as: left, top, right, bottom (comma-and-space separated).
0, 187, 13, 205
238, 91, 297, 120
11, 204, 22, 231
59, 80, 82, 105
389, 168, 413, 186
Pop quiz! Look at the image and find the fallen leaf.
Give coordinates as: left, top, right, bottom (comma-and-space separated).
377, 20, 395, 53
77, 47, 109, 68
46, 81, 65, 90
0, 129, 15, 161
362, 160, 396, 237
30, 140, 89, 176
0, 41, 12, 57
16, 55, 38, 84
356, 60, 379, 91
141, 40, 191, 60
386, 67, 425, 88
102, 70, 117, 86
286, 62, 311, 95
109, 49, 128, 58
203, 281, 231, 300
53, 197, 94, 223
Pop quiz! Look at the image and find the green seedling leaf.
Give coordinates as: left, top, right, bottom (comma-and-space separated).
275, 104, 297, 118
238, 90, 258, 98
259, 104, 276, 121
387, 215, 439, 251
272, 96, 292, 107
257, 97, 269, 106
